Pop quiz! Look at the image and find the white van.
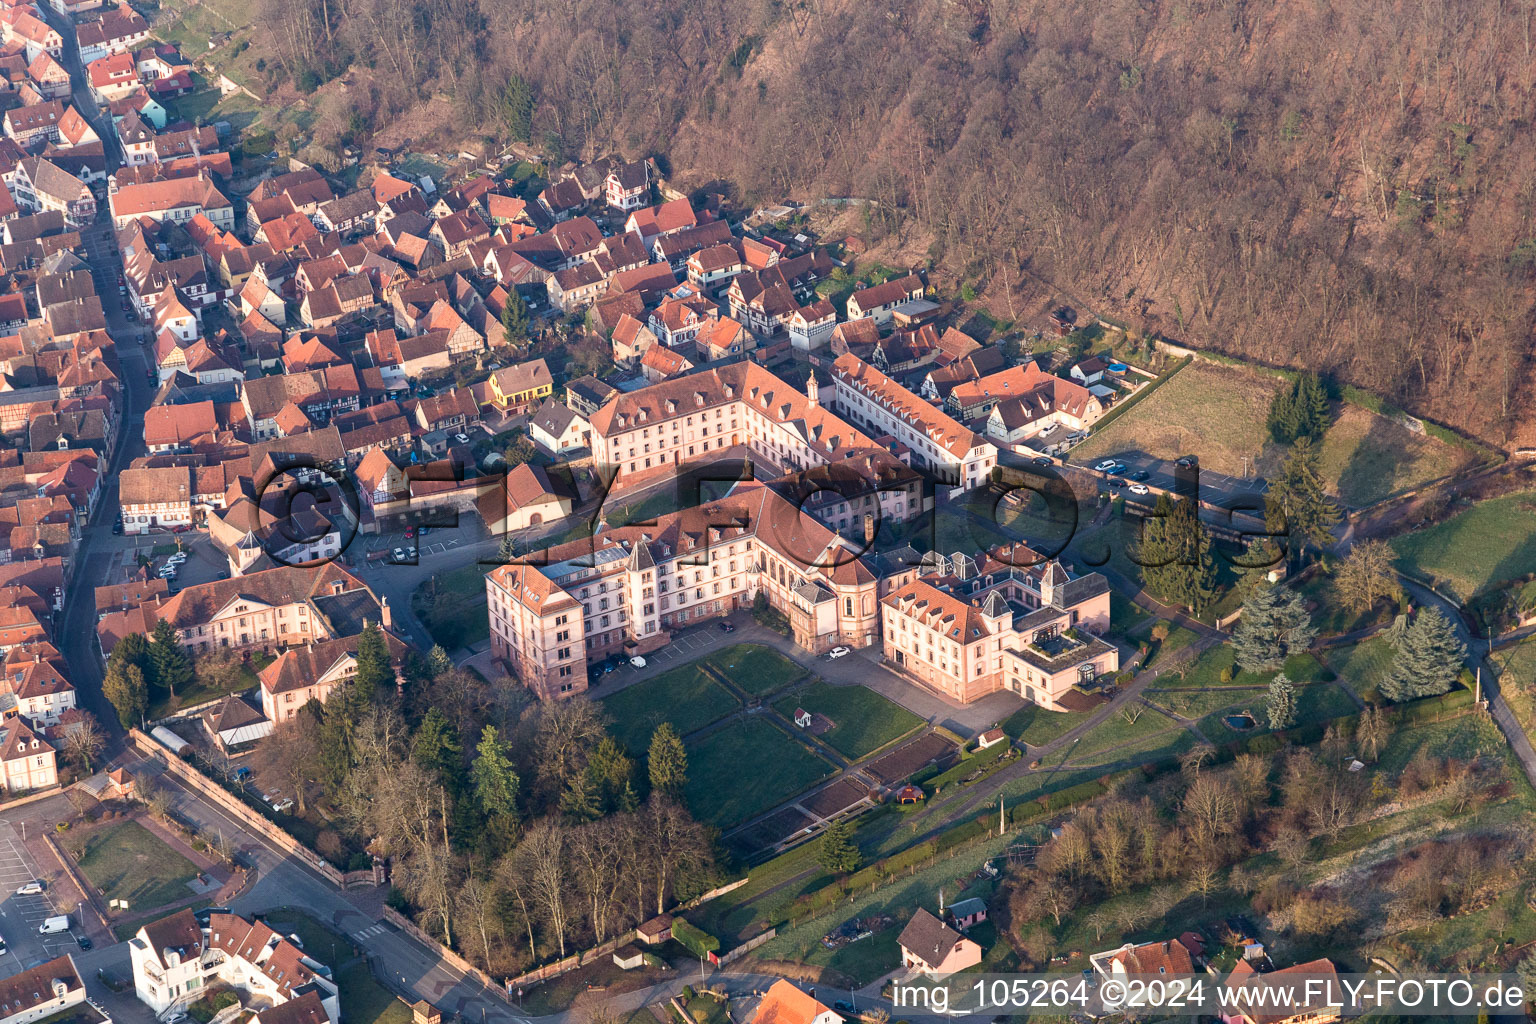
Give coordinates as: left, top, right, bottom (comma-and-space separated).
39, 915, 69, 934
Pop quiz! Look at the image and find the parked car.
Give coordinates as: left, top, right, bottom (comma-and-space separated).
1106, 463, 1128, 476
718, 620, 735, 633
1032, 456, 1052, 467
1094, 459, 1119, 472
828, 646, 851, 659
15, 881, 44, 895
1176, 455, 1198, 468
1130, 469, 1150, 481
404, 527, 415, 539
454, 433, 470, 445
76, 935, 91, 950
629, 655, 647, 668
111, 521, 123, 535
1108, 478, 1125, 489
391, 547, 408, 563
1129, 483, 1150, 496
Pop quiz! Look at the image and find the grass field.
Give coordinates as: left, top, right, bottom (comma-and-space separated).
602, 665, 739, 751
1002, 703, 1084, 747
1315, 404, 1468, 507
1323, 636, 1396, 702
772, 682, 923, 760
1194, 683, 1356, 742
702, 644, 805, 696
1070, 360, 1283, 478
1063, 704, 1181, 762
66, 821, 200, 912
684, 719, 833, 827
1492, 637, 1536, 744
1390, 491, 1536, 600
1288, 569, 1395, 637
1161, 645, 1332, 690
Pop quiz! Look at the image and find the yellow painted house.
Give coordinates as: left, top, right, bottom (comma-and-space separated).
488, 358, 553, 413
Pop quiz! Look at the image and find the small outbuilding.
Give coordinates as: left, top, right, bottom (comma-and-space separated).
637, 914, 673, 945
612, 944, 645, 970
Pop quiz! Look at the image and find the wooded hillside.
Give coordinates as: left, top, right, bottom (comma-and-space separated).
261, 0, 1536, 443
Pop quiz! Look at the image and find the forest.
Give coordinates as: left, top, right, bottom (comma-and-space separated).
251, 0, 1536, 446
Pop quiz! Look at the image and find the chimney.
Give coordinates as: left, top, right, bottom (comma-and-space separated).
805, 372, 819, 410
863, 511, 875, 547
379, 595, 392, 630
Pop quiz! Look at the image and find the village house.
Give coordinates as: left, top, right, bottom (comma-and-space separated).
845, 273, 925, 325
604, 159, 649, 212
0, 954, 88, 1024
98, 563, 383, 658
10, 156, 95, 228
486, 359, 553, 414
109, 174, 233, 231
610, 313, 658, 368
0, 716, 56, 793
897, 908, 982, 977
1221, 958, 1342, 1024
3, 100, 64, 148
258, 629, 408, 723
1091, 937, 1199, 981
750, 981, 842, 1024
529, 399, 591, 454
476, 462, 575, 537
130, 909, 338, 1022
640, 342, 694, 383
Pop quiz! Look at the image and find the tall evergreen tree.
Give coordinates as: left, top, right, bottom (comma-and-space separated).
149, 619, 193, 699
103, 661, 147, 728
818, 818, 862, 875
412, 706, 463, 789
426, 645, 453, 679
1266, 672, 1296, 729
560, 768, 603, 822
1267, 373, 1330, 444
353, 622, 393, 701
500, 289, 531, 341
1139, 494, 1219, 613
588, 736, 635, 811
1231, 585, 1317, 672
1381, 608, 1466, 701
647, 723, 688, 797
1266, 438, 1340, 557
471, 724, 521, 819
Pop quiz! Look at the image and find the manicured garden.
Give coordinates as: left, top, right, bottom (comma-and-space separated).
683, 718, 834, 827
1002, 703, 1084, 747
1390, 491, 1536, 600
602, 665, 740, 751
771, 682, 923, 759
1321, 636, 1395, 702
65, 820, 201, 912
702, 644, 805, 696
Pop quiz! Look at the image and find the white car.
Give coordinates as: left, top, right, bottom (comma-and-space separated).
391, 547, 408, 562
629, 655, 647, 668
1094, 459, 1119, 472
15, 881, 43, 895
167, 553, 187, 565
1129, 483, 1149, 495
827, 646, 851, 659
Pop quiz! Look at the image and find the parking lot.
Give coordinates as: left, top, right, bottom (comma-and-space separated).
0, 822, 79, 967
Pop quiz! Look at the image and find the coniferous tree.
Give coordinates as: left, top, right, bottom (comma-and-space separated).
817, 818, 862, 875
1267, 373, 1330, 444
1381, 608, 1466, 701
149, 619, 193, 699
1266, 672, 1296, 729
353, 622, 394, 701
412, 706, 463, 789
1231, 585, 1317, 672
471, 724, 521, 819
103, 661, 147, 728
1139, 494, 1219, 612
647, 723, 688, 797
560, 768, 603, 822
1266, 438, 1340, 557
500, 289, 531, 341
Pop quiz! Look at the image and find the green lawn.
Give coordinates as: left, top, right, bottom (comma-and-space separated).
1194, 683, 1356, 742
1158, 644, 1331, 690
602, 665, 740, 752
1315, 403, 1468, 507
411, 589, 490, 652
1144, 625, 1200, 669
771, 682, 923, 760
702, 644, 805, 696
1146, 686, 1263, 718
798, 925, 903, 987
1492, 637, 1536, 745
66, 821, 201, 912
1108, 590, 1152, 636
1391, 491, 1536, 600
1288, 569, 1395, 637
684, 718, 833, 827
149, 657, 260, 719
1002, 703, 1085, 747
1323, 636, 1396, 703
1070, 359, 1283, 478
1064, 704, 1181, 762
431, 563, 491, 598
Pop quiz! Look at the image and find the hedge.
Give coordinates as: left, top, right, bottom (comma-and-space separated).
671, 918, 719, 957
